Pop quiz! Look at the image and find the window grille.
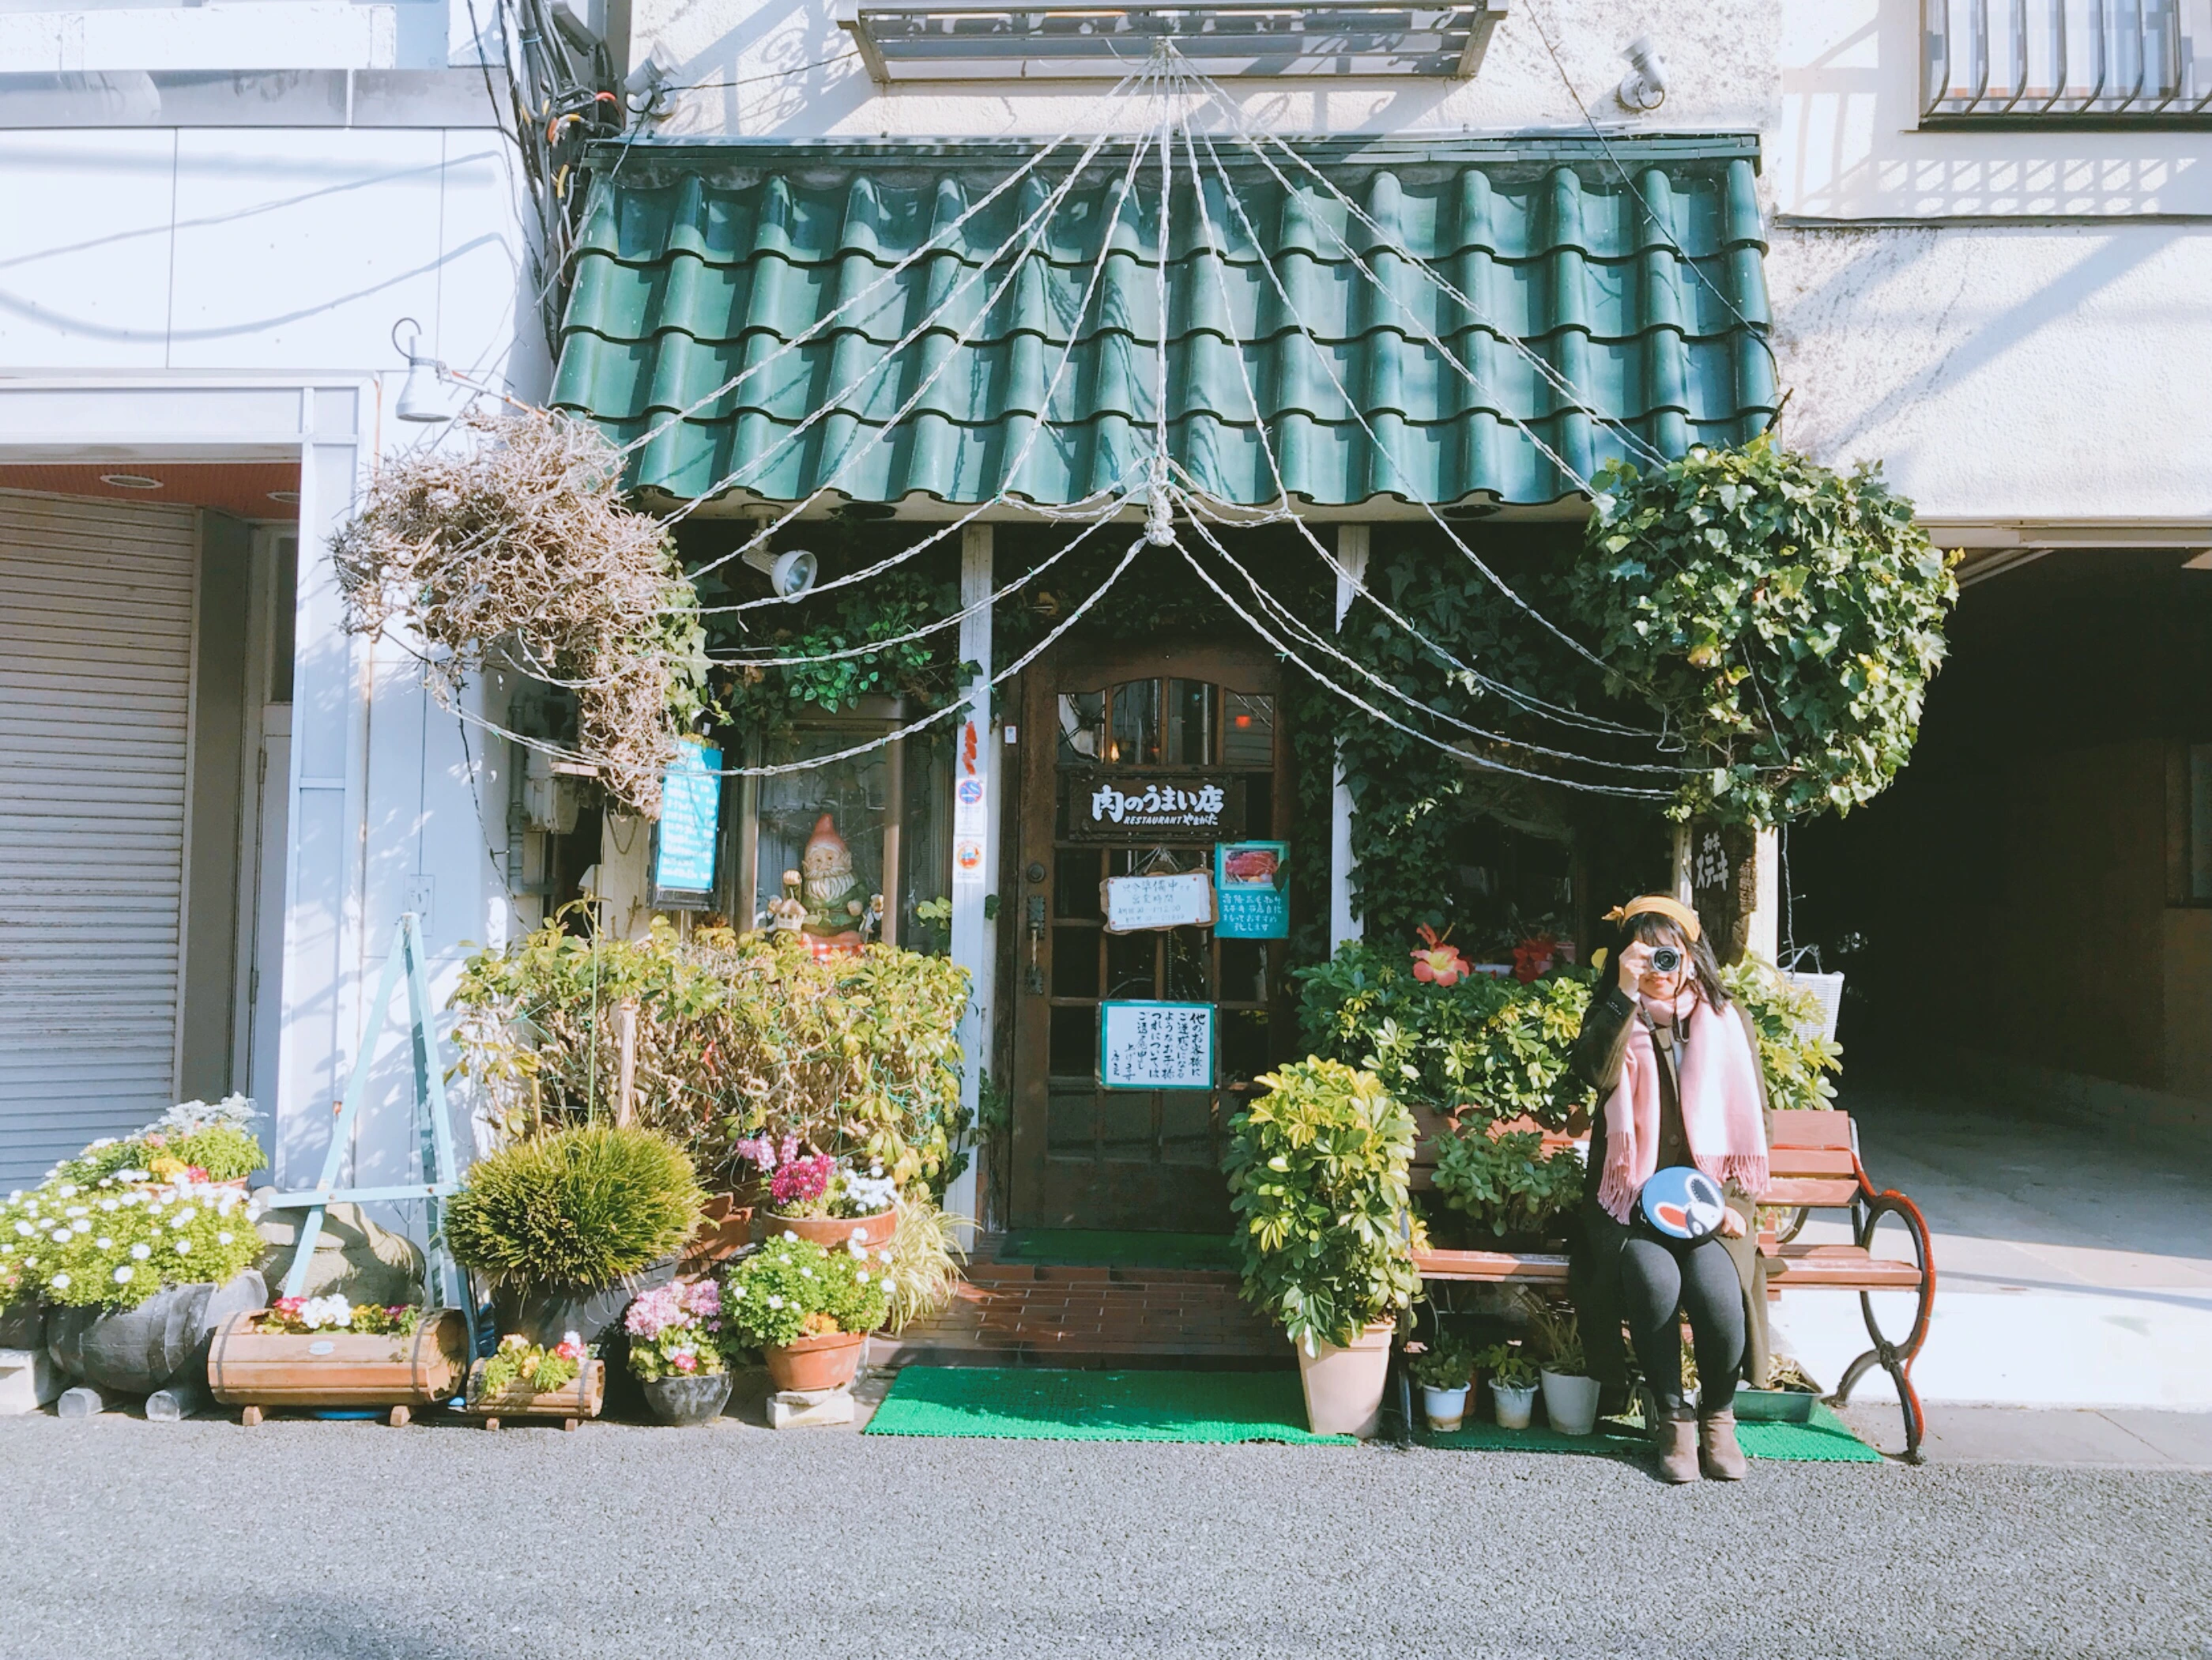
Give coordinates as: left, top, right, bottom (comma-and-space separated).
1924, 0, 2212, 120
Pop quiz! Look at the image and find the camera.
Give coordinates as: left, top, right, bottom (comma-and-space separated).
1649, 946, 1682, 974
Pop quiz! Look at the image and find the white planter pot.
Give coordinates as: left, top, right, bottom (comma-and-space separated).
1541, 1368, 1602, 1436
1420, 1383, 1470, 1433
1489, 1379, 1537, 1430
1294, 1322, 1394, 1438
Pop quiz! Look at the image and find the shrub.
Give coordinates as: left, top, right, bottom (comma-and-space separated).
724, 1233, 891, 1350
1431, 1126, 1585, 1241
53, 1095, 265, 1189
446, 1125, 704, 1287
1297, 945, 1596, 1131
1570, 435, 1958, 828
1407, 1332, 1477, 1390
880, 1191, 969, 1335
453, 919, 970, 1194
1723, 956, 1844, 1112
1222, 1058, 1420, 1352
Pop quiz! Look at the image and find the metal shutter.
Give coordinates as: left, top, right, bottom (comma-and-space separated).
0, 492, 197, 1188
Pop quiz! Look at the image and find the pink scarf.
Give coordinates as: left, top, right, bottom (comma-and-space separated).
1597, 991, 1770, 1225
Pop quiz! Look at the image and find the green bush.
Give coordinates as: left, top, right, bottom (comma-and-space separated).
1431, 1126, 1585, 1241
724, 1233, 891, 1349
1222, 1058, 1420, 1352
446, 1125, 704, 1287
3, 1180, 263, 1311
1298, 944, 1596, 1130
453, 918, 970, 1194
1722, 956, 1843, 1112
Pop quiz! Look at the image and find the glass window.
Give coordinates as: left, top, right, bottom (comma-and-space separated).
1166, 678, 1214, 764
1056, 690, 1105, 766
1109, 680, 1159, 766
1223, 692, 1273, 765
752, 730, 890, 941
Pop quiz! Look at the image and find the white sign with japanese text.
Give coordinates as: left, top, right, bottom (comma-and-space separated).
1098, 1001, 1215, 1091
1102, 871, 1216, 934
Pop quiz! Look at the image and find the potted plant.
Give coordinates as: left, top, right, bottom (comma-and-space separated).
1222, 1058, 1420, 1438
1407, 1333, 1476, 1432
7, 1161, 269, 1405
741, 1143, 899, 1253
208, 1296, 468, 1426
624, 1277, 730, 1426
1477, 1342, 1540, 1429
465, 1331, 602, 1430
724, 1232, 890, 1394
446, 1124, 705, 1355
1523, 1296, 1601, 1437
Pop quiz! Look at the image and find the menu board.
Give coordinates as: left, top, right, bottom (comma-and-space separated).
1102, 870, 1216, 934
1098, 1002, 1215, 1091
1215, 841, 1288, 939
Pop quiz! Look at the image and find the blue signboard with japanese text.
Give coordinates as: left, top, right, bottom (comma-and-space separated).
1214, 841, 1289, 939
653, 743, 722, 904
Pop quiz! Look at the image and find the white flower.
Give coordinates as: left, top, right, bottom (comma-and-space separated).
49, 1273, 69, 1289
11, 1223, 28, 1238
113, 1266, 134, 1284
729, 1285, 745, 1300
57, 1185, 77, 1199
765, 1295, 785, 1310
48, 1231, 68, 1244
99, 1199, 117, 1213
71, 1223, 90, 1236
65, 1206, 88, 1219
95, 1236, 113, 1250
855, 1270, 870, 1284
848, 1239, 868, 1259
172, 1238, 192, 1255
782, 1230, 798, 1243
172, 1208, 197, 1226
130, 1243, 151, 1261
217, 1232, 234, 1245
561, 1330, 581, 1349
799, 1268, 814, 1280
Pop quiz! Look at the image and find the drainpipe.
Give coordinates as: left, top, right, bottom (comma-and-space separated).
945, 523, 994, 1239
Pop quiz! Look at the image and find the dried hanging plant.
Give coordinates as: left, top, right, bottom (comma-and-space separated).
331, 408, 711, 817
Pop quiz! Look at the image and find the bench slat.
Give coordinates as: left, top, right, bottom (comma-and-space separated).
1764, 1109, 1854, 1149
1766, 1147, 1858, 1178
1763, 1176, 1862, 1207
1411, 1248, 1570, 1284
1764, 1243, 1924, 1290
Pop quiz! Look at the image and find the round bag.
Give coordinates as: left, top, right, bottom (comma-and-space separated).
1637, 1166, 1728, 1242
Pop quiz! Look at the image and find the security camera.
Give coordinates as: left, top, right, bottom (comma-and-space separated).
1618, 35, 1667, 112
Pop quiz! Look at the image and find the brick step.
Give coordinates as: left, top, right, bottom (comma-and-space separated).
880, 1266, 1282, 1368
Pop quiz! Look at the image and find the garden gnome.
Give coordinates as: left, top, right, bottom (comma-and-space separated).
800, 814, 865, 951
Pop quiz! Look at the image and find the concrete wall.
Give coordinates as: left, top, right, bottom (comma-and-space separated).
1768, 0, 2212, 528
629, 0, 1779, 138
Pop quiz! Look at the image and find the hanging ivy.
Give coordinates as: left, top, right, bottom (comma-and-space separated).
1569, 436, 1959, 828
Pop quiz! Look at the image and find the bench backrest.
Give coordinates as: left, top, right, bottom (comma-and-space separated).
1407, 1104, 1862, 1209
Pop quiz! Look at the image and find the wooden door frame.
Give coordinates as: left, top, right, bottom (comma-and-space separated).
1007, 639, 1294, 1232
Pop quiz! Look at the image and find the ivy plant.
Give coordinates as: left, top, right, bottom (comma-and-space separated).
1570, 435, 1958, 827
1222, 1058, 1420, 1352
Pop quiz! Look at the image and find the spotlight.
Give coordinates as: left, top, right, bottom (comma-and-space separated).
742, 545, 819, 600
1618, 35, 1668, 112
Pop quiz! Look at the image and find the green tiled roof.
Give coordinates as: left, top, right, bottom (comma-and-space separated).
552, 134, 1773, 509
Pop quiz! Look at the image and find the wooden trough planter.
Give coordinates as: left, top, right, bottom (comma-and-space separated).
462, 1356, 605, 1432
209, 1307, 470, 1427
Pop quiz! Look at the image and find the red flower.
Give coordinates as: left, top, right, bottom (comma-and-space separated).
1411, 924, 1468, 988
1511, 933, 1573, 983
554, 1339, 582, 1361
672, 1352, 697, 1374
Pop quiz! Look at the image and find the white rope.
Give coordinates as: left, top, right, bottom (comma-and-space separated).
605, 62, 1157, 466
1168, 119, 1668, 744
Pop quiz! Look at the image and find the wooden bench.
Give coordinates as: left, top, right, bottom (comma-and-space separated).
1402, 1106, 1935, 1460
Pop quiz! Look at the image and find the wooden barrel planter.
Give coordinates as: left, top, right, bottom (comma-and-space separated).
463, 1356, 604, 1432
47, 1270, 266, 1397
209, 1307, 469, 1427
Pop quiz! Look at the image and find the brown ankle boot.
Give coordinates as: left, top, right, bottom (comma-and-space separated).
1654, 1413, 1700, 1483
1699, 1409, 1748, 1481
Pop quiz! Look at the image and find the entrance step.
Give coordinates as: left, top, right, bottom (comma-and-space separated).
873, 1240, 1283, 1369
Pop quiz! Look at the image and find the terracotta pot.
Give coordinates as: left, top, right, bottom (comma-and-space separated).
763, 1330, 866, 1393
1294, 1319, 1395, 1438
756, 1209, 896, 1253
686, 1195, 755, 1266
642, 1370, 733, 1426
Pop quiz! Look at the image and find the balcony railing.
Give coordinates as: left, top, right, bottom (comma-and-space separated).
1923, 0, 2212, 120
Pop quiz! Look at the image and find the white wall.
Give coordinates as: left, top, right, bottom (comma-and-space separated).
1768, 0, 2212, 528
628, 0, 1779, 138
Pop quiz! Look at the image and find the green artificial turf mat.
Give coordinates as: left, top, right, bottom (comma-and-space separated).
864, 1367, 1351, 1443
993, 1229, 1238, 1272
1422, 1397, 1882, 1462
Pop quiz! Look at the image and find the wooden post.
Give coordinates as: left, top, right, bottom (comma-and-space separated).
614, 998, 639, 1127
945, 523, 993, 1236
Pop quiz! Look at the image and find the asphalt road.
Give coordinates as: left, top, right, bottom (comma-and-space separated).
4, 1413, 2208, 1660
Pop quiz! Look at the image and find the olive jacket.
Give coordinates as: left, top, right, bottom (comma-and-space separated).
1565, 983, 1774, 1393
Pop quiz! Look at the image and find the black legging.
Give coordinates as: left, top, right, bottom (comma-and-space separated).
1621, 1228, 1745, 1417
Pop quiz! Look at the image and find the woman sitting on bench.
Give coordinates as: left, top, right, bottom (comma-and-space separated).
1570, 895, 1771, 1483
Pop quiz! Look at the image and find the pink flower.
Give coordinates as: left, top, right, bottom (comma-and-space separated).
672, 1351, 696, 1374
1411, 925, 1468, 988
770, 1153, 834, 1208
554, 1338, 582, 1361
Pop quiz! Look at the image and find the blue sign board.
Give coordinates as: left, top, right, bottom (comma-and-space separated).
1215, 841, 1289, 939
654, 744, 722, 898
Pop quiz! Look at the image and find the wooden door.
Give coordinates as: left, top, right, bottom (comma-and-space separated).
1008, 645, 1294, 1232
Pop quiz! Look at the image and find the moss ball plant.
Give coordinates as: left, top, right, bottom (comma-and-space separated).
446, 1125, 704, 1288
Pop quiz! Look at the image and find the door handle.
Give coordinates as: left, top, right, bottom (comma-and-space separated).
1025, 896, 1046, 994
